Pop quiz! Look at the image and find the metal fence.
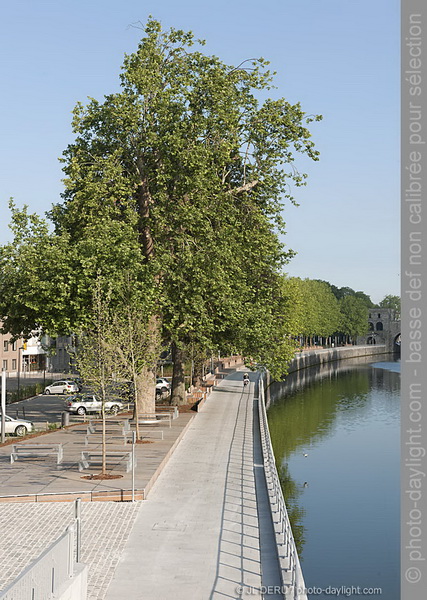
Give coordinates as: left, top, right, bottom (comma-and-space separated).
257, 376, 307, 600
0, 500, 82, 600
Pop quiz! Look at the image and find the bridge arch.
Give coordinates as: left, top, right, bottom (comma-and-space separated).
393, 333, 401, 354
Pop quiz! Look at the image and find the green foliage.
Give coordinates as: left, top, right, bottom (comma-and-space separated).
339, 295, 369, 339
282, 277, 340, 339
316, 280, 374, 307
354, 290, 374, 307
0, 18, 323, 385
378, 294, 400, 318
54, 18, 322, 376
0, 200, 152, 338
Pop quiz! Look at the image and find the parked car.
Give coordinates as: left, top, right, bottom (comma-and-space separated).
0, 415, 34, 436
69, 378, 83, 391
156, 377, 171, 395
44, 380, 80, 395
65, 394, 124, 416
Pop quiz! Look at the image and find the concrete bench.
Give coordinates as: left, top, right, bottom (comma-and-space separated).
84, 431, 133, 446
87, 420, 130, 435
155, 406, 179, 419
10, 444, 63, 465
131, 413, 172, 428
78, 451, 135, 473
103, 418, 130, 430
85, 429, 164, 443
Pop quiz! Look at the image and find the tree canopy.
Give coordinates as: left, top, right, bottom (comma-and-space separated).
378, 294, 400, 318
0, 18, 322, 402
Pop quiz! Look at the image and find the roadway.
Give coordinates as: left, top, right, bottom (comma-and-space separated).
6, 393, 68, 423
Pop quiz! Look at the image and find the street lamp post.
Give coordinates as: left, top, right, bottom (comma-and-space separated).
1, 369, 6, 444
17, 346, 23, 401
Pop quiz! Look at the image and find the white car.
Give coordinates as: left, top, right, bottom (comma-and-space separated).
44, 380, 80, 395
65, 394, 124, 416
156, 378, 171, 394
0, 415, 34, 436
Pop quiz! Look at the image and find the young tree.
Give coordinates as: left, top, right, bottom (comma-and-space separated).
74, 280, 121, 475
113, 273, 156, 430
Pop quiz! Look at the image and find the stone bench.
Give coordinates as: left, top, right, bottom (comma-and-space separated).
155, 406, 179, 419
87, 420, 130, 435
84, 431, 132, 446
131, 413, 172, 428
102, 418, 131, 430
10, 443, 63, 465
78, 451, 135, 473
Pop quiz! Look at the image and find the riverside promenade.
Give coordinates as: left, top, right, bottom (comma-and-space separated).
105, 369, 283, 600
0, 369, 289, 600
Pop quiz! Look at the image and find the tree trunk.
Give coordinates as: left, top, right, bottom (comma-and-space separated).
133, 376, 140, 440
191, 356, 204, 389
135, 367, 156, 415
134, 174, 161, 416
134, 315, 160, 416
171, 342, 186, 406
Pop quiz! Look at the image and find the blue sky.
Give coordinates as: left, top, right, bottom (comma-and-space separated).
0, 0, 400, 303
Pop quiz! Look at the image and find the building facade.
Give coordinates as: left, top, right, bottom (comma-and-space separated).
0, 325, 75, 375
0, 331, 22, 375
358, 308, 401, 352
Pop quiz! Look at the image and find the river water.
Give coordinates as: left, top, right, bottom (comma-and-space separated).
267, 356, 400, 599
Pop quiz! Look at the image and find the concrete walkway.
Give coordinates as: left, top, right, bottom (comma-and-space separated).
105, 371, 282, 600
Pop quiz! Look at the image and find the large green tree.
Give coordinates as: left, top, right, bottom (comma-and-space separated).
55, 19, 321, 400
1, 18, 321, 407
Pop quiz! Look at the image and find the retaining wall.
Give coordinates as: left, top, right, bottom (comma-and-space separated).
287, 344, 389, 374
267, 345, 393, 408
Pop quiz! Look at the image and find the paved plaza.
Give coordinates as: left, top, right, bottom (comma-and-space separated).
0, 501, 141, 600
0, 371, 283, 600
0, 412, 194, 500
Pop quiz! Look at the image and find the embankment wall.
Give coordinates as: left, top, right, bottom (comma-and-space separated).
287, 344, 389, 374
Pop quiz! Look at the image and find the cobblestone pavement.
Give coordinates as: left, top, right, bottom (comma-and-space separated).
0, 501, 141, 600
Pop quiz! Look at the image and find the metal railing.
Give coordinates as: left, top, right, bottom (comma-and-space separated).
257, 376, 307, 600
0, 499, 83, 600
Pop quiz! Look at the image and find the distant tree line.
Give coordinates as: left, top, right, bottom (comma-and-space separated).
281, 278, 400, 348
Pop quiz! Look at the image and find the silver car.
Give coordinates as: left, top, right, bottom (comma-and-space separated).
44, 380, 80, 395
65, 394, 123, 416
156, 378, 171, 394
1, 415, 34, 436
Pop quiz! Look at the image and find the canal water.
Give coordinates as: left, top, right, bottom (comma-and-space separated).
267, 356, 400, 599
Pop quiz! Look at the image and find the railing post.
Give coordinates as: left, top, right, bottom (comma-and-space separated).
132, 431, 136, 502
74, 497, 81, 563
67, 524, 75, 578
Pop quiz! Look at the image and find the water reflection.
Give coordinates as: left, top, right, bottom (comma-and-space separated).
267, 356, 400, 599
